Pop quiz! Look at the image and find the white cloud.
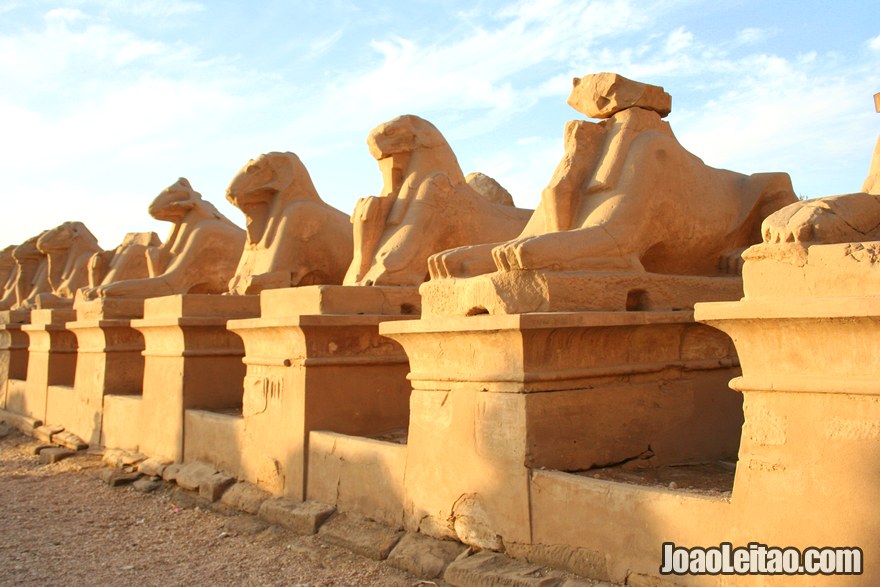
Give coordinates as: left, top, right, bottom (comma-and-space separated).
665, 26, 693, 54
869, 34, 880, 51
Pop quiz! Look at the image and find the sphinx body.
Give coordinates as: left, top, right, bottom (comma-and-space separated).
10, 232, 51, 310
34, 222, 103, 306
0, 246, 19, 310
226, 152, 353, 295
84, 178, 245, 299
86, 232, 161, 292
343, 115, 532, 287
425, 73, 797, 314
431, 73, 796, 278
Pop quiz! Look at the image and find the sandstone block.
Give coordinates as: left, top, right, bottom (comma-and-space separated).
102, 448, 146, 468
198, 472, 235, 502
161, 463, 183, 483
34, 425, 64, 443
386, 532, 468, 578
221, 481, 272, 515
174, 462, 217, 491
443, 552, 564, 587
567, 72, 671, 119
38, 447, 75, 464
32, 444, 54, 455
318, 512, 403, 561
138, 456, 172, 477
52, 430, 88, 451
100, 469, 142, 487
0, 424, 9, 439
505, 542, 610, 582
258, 498, 335, 535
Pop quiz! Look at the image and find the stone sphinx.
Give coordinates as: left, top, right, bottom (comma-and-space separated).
10, 232, 51, 310
85, 232, 161, 292
226, 151, 353, 294
0, 246, 19, 310
344, 114, 532, 287
425, 72, 798, 315
35, 221, 103, 306
84, 178, 245, 299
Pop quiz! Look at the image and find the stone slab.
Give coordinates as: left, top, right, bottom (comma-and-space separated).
0, 409, 43, 433
198, 472, 235, 502
38, 447, 75, 464
34, 425, 65, 443
102, 448, 147, 468
52, 430, 88, 451
258, 498, 336, 535
174, 462, 218, 491
137, 456, 173, 477
161, 463, 183, 483
443, 552, 565, 587
259, 284, 421, 317
318, 512, 404, 561
386, 532, 468, 579
221, 481, 272, 515
100, 469, 143, 487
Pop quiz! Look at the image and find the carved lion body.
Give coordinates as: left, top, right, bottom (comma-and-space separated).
344, 115, 532, 286
85, 178, 245, 299
431, 77, 797, 280
11, 233, 51, 309
226, 152, 353, 294
36, 221, 102, 301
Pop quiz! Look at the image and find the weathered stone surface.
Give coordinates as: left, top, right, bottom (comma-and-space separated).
100, 469, 143, 487
198, 472, 235, 502
505, 542, 609, 583
38, 446, 75, 464
174, 462, 217, 491
32, 444, 54, 455
258, 498, 335, 535
318, 512, 403, 561
0, 424, 9, 439
138, 456, 172, 477
102, 448, 146, 468
225, 151, 353, 294
221, 481, 272, 515
132, 477, 162, 493
386, 532, 468, 579
52, 430, 88, 451
567, 72, 671, 119
466, 172, 515, 207
443, 552, 564, 587
161, 463, 183, 483
33, 424, 64, 443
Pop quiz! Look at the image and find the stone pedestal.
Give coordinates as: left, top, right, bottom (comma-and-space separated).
380, 311, 742, 547
188, 285, 416, 498
15, 309, 77, 422
63, 298, 146, 446
0, 310, 31, 409
130, 294, 260, 462
695, 241, 880, 584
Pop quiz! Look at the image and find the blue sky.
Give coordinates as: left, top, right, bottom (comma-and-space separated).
1, 0, 878, 249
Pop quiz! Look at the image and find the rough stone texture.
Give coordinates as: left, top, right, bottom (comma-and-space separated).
318, 512, 404, 561
258, 498, 335, 535
466, 172, 515, 207
0, 423, 9, 439
567, 72, 672, 119
138, 456, 172, 477
132, 477, 163, 493
226, 151, 353, 294
505, 542, 610, 583
31, 444, 53, 455
100, 469, 142, 487
102, 448, 146, 468
1, 410, 42, 432
198, 472, 235, 502
52, 430, 88, 451
443, 552, 565, 587
760, 192, 880, 245
34, 222, 103, 306
386, 532, 468, 579
221, 481, 272, 515
86, 231, 159, 290
38, 446, 75, 464
174, 462, 218, 491
344, 114, 531, 287
33, 424, 64, 443
81, 178, 245, 300
161, 462, 183, 483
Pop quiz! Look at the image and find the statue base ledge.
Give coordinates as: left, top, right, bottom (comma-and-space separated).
259, 285, 421, 317
419, 270, 743, 317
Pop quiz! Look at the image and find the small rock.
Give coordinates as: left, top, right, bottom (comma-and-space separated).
221, 481, 272, 515
100, 468, 142, 487
199, 472, 235, 502
318, 512, 403, 561
258, 498, 336, 535
39, 446, 75, 464
162, 463, 183, 483
138, 456, 172, 477
668, 482, 679, 489
132, 477, 162, 493
174, 462, 217, 491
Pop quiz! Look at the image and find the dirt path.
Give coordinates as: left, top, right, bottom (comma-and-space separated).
0, 430, 423, 587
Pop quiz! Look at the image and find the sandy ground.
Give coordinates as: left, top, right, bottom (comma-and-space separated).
0, 429, 428, 587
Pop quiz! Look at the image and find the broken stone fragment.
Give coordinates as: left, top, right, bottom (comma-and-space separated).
220, 481, 272, 515
386, 532, 468, 579
258, 498, 335, 535
38, 446, 75, 464
33, 424, 64, 444
567, 72, 672, 119
318, 512, 404, 561
198, 472, 235, 502
100, 469, 142, 487
52, 430, 88, 451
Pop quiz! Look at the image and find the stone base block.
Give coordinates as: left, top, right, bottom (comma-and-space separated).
318, 512, 404, 560
386, 533, 468, 579
258, 498, 336, 535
